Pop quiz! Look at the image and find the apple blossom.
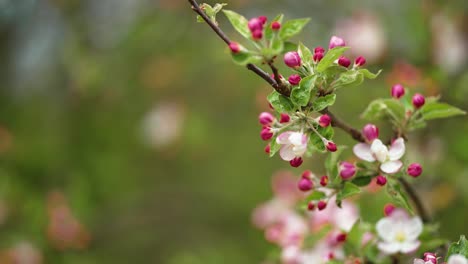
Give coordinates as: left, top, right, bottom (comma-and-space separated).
280, 113, 291, 123
355, 56, 366, 67
313, 52, 324, 62
248, 17, 263, 31
259, 112, 275, 125
229, 42, 241, 53
391, 84, 405, 99
298, 178, 313, 192
412, 93, 426, 108
384, 204, 396, 216
288, 74, 301, 85
339, 162, 356, 180
318, 114, 331, 127
260, 127, 274, 140
320, 176, 329, 186
277, 132, 308, 161
271, 21, 281, 30
325, 141, 337, 152
290, 157, 304, 167
407, 163, 423, 177
338, 56, 351, 67
376, 175, 387, 186
362, 123, 379, 142
284, 51, 302, 68
329, 36, 346, 49
376, 209, 423, 254
314, 46, 325, 54
353, 137, 405, 174
447, 254, 468, 264
317, 201, 327, 211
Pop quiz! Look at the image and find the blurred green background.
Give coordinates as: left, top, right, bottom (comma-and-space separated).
0, 0, 467, 263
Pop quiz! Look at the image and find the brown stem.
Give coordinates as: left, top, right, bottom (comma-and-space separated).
398, 177, 431, 223
320, 108, 365, 142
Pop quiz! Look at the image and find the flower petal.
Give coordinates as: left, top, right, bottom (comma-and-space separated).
353, 143, 375, 162
292, 145, 307, 157
377, 242, 400, 255
404, 217, 423, 241
277, 132, 292, 144
380, 160, 403, 174
279, 145, 296, 161
448, 254, 468, 264
371, 139, 389, 162
376, 218, 396, 242
400, 240, 421, 254
413, 259, 426, 264
288, 132, 303, 146
389, 138, 405, 161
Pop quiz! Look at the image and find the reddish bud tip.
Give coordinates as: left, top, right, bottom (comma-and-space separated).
412, 93, 425, 109
284, 52, 301, 68
329, 36, 346, 49
307, 201, 315, 211
280, 113, 290, 123
326, 141, 337, 152
338, 56, 351, 68
288, 74, 301, 86
260, 127, 273, 140
407, 163, 422, 177
229, 42, 241, 54
290, 157, 303, 167
376, 175, 387, 186
355, 56, 366, 67
264, 144, 271, 154
258, 16, 267, 25
318, 114, 331, 127
252, 29, 263, 40
317, 200, 327, 210
383, 203, 396, 216
301, 170, 313, 179
298, 177, 313, 191
339, 162, 356, 180
313, 52, 324, 62
314, 46, 325, 54
362, 123, 379, 142
320, 175, 329, 187
423, 252, 437, 264
271, 21, 281, 30
336, 233, 347, 243
258, 112, 275, 125
248, 18, 263, 32
391, 84, 405, 99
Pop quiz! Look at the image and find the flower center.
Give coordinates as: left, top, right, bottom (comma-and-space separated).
395, 231, 406, 242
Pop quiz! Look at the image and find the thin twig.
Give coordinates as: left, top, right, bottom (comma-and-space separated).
398, 177, 431, 223
320, 108, 365, 142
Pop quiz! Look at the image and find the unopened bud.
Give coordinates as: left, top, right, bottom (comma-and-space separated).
264, 144, 270, 154
229, 42, 241, 54
252, 29, 263, 40
284, 52, 301, 68
248, 18, 263, 31
339, 162, 356, 180
313, 52, 324, 62
320, 175, 329, 187
307, 201, 315, 211
376, 175, 387, 186
258, 16, 267, 25
423, 252, 437, 264
260, 127, 273, 140
271, 21, 281, 30
314, 46, 325, 54
258, 112, 274, 125
407, 163, 422, 177
288, 74, 301, 86
298, 177, 313, 191
412, 93, 425, 109
326, 141, 337, 152
355, 56, 366, 67
301, 170, 312, 179
391, 84, 405, 99
290, 157, 303, 167
338, 56, 351, 68
317, 200, 327, 210
329, 36, 346, 49
280, 113, 290, 123
362, 123, 379, 142
336, 233, 347, 243
384, 204, 396, 216
318, 114, 331, 127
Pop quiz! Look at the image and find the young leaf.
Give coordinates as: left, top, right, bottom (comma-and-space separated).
352, 176, 372, 187
291, 75, 316, 106
231, 52, 262, 65
267, 90, 296, 113
197, 3, 227, 24
309, 126, 334, 152
283, 42, 298, 53
446, 236, 468, 261
386, 180, 413, 213
316, 47, 349, 73
306, 191, 327, 201
298, 42, 313, 65
358, 69, 382, 79
337, 182, 361, 201
312, 94, 336, 111
420, 102, 466, 120
223, 10, 250, 39
279, 18, 310, 40
264, 14, 284, 41
361, 99, 405, 123
269, 134, 280, 157
333, 70, 364, 89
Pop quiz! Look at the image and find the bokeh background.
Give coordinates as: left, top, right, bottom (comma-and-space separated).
0, 0, 467, 263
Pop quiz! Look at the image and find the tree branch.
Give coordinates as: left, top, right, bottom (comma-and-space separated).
398, 177, 431, 223
320, 108, 365, 142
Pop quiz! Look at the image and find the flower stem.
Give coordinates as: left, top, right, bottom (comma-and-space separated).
398, 177, 431, 223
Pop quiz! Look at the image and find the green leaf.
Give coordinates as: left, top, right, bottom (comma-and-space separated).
386, 180, 413, 213
361, 99, 405, 123
291, 75, 316, 106
333, 70, 364, 89
359, 69, 382, 79
223, 10, 250, 39
264, 14, 284, 41
446, 236, 468, 261
309, 125, 334, 152
325, 146, 346, 179
316, 47, 349, 73
283, 42, 298, 53
267, 90, 295, 113
263, 38, 284, 58
420, 102, 466, 120
306, 191, 327, 201
298, 42, 312, 65
197, 3, 227, 23
269, 134, 280, 157
279, 18, 310, 40
231, 52, 262, 65
312, 94, 336, 111
352, 176, 372, 187
337, 182, 361, 201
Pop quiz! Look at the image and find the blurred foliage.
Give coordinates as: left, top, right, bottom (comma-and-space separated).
0, 0, 467, 263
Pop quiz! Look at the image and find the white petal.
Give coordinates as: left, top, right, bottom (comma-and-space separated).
277, 132, 292, 144
289, 132, 304, 146
280, 145, 296, 161
388, 138, 406, 161
448, 254, 468, 264
400, 240, 420, 254
292, 144, 307, 156
371, 139, 389, 162
380, 160, 403, 174
376, 218, 396, 242
377, 242, 400, 254
413, 260, 426, 264
404, 217, 423, 240
353, 143, 375, 162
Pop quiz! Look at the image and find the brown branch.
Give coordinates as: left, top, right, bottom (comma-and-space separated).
320, 108, 365, 142
188, 0, 290, 97
398, 177, 431, 223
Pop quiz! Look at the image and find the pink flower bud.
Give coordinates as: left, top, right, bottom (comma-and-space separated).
260, 127, 273, 140
298, 178, 313, 191
355, 56, 366, 67
407, 163, 422, 177
248, 18, 263, 32
326, 141, 337, 152
336, 233, 347, 243
424, 252, 437, 264
391, 84, 405, 99
280, 113, 290, 123
288, 74, 301, 85
383, 204, 396, 216
329, 36, 346, 49
320, 175, 328, 187
338, 56, 351, 68
362, 123, 379, 142
290, 157, 303, 167
258, 16, 267, 25
376, 175, 387, 186
314, 46, 325, 54
252, 29, 263, 40
339, 162, 356, 180
307, 201, 315, 211
264, 144, 270, 154
313, 52, 324, 62
258, 112, 274, 125
412, 93, 425, 109
284, 52, 301, 68
229, 42, 241, 54
317, 200, 327, 210
318, 114, 331, 127
271, 21, 281, 30
301, 170, 312, 179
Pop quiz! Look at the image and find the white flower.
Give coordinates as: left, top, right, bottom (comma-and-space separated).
276, 132, 308, 161
353, 138, 405, 174
448, 254, 468, 264
376, 209, 423, 254
413, 260, 433, 264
